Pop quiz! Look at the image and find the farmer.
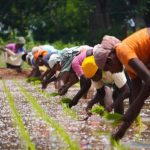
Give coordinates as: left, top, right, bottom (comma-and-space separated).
31, 45, 58, 80
2, 37, 26, 72
42, 46, 82, 90
22, 52, 41, 78
81, 55, 130, 116
68, 46, 94, 107
94, 28, 150, 140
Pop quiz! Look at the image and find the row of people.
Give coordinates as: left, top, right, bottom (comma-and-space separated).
3, 27, 150, 141
27, 27, 150, 141
23, 37, 131, 140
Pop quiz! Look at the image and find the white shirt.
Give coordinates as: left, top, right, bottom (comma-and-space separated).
5, 51, 24, 66
92, 71, 127, 89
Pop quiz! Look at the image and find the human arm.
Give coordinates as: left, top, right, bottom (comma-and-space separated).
107, 71, 130, 112
0, 46, 16, 56
112, 58, 150, 140
108, 83, 130, 112
68, 75, 91, 107
41, 70, 56, 89
58, 72, 79, 95
85, 86, 105, 115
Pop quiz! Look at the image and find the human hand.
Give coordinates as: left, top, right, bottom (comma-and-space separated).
105, 103, 114, 112
58, 85, 68, 95
42, 80, 48, 89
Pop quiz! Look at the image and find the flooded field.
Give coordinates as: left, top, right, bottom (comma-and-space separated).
0, 78, 150, 150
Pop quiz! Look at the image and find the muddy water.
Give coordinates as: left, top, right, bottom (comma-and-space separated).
0, 79, 150, 150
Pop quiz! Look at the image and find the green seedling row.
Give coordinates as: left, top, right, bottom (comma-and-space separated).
31, 82, 78, 120
62, 103, 78, 120
16, 81, 80, 150
2, 80, 35, 150
91, 105, 123, 125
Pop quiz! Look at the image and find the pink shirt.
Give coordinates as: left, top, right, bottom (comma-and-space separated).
71, 50, 87, 77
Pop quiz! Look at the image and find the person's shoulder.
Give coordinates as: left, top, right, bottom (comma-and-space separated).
6, 43, 15, 46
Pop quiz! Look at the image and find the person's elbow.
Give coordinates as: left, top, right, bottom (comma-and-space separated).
120, 84, 130, 99
144, 77, 150, 91
123, 87, 130, 99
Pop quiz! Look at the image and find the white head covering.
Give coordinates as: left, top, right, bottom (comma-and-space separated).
32, 46, 40, 55
48, 54, 61, 69
26, 52, 33, 64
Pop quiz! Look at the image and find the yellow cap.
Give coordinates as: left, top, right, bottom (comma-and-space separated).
81, 56, 98, 78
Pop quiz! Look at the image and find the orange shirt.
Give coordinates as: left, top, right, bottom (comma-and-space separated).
115, 28, 150, 79
34, 49, 48, 60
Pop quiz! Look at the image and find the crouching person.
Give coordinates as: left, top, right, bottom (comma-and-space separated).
22, 52, 42, 78
2, 37, 26, 72
94, 28, 150, 140
81, 55, 130, 116
42, 46, 81, 91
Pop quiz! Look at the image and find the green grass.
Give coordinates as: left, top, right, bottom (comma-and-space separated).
2, 80, 35, 150
16, 81, 80, 150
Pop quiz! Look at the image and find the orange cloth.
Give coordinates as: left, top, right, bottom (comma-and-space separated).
34, 49, 48, 60
115, 28, 150, 79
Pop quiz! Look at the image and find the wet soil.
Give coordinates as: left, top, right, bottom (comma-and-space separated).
0, 68, 150, 150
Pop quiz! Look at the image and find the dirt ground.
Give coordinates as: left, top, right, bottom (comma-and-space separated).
0, 68, 150, 150
0, 68, 30, 79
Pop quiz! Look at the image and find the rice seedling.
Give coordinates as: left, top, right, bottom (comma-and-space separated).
60, 97, 78, 119
62, 103, 78, 120
90, 105, 105, 115
26, 77, 41, 83
110, 136, 129, 150
30, 82, 78, 120
16, 81, 80, 150
61, 97, 72, 104
2, 80, 35, 150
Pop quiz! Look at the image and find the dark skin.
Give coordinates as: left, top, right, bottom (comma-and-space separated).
104, 50, 150, 140
86, 69, 104, 115
36, 56, 52, 81
85, 68, 130, 116
41, 62, 59, 89
68, 74, 91, 107
51, 63, 92, 106
58, 71, 79, 95
41, 61, 79, 91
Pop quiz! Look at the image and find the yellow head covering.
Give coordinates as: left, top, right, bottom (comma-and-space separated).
81, 56, 98, 78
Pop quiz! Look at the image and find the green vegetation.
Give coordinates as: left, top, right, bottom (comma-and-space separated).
30, 82, 78, 120
0, 0, 149, 45
91, 105, 105, 115
91, 105, 123, 125
17, 81, 80, 150
2, 80, 35, 150
110, 136, 129, 150
62, 103, 78, 120
61, 97, 72, 104
26, 77, 41, 83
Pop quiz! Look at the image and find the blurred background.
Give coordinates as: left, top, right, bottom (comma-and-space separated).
0, 0, 150, 48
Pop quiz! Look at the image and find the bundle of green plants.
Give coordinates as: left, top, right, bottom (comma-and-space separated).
110, 136, 128, 150
26, 77, 41, 83
61, 97, 72, 104
90, 105, 123, 125
104, 113, 123, 121
49, 92, 59, 97
90, 105, 105, 115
